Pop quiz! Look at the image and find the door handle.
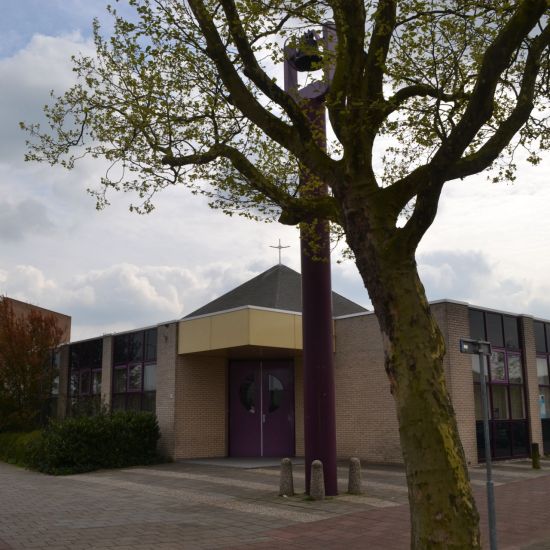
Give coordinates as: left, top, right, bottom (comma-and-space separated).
262, 414, 266, 423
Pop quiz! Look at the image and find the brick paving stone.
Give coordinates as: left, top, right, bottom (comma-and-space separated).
3, 459, 550, 549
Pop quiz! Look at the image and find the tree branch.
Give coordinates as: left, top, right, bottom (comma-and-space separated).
382, 1, 549, 223
162, 145, 341, 225
187, 0, 338, 183
327, 1, 367, 144
388, 3, 550, 252
219, 0, 313, 133
363, 0, 397, 103
429, 0, 549, 171
448, 24, 550, 180
395, 6, 510, 28
385, 84, 469, 117
399, 184, 444, 251
380, 164, 431, 222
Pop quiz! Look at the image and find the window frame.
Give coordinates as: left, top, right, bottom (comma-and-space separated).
483, 348, 526, 421
67, 338, 103, 415
470, 309, 529, 460
112, 328, 157, 412
537, 354, 550, 418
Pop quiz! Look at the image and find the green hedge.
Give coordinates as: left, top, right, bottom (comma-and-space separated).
0, 411, 162, 475
0, 431, 43, 468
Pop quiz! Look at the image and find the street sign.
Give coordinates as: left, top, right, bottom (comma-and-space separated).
459, 338, 491, 356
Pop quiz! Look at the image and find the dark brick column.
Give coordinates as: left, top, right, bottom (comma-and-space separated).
100, 335, 113, 409
57, 344, 70, 419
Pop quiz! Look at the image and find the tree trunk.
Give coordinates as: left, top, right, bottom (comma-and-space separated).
353, 238, 481, 548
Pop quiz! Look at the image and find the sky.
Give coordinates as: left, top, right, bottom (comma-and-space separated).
1, 1, 550, 341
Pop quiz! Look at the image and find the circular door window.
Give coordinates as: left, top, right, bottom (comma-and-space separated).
239, 375, 256, 413
268, 374, 284, 412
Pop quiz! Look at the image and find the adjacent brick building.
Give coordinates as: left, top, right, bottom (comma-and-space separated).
3, 296, 71, 343
59, 265, 549, 465
1, 296, 72, 420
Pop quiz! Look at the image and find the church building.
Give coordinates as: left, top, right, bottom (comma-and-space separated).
57, 264, 550, 465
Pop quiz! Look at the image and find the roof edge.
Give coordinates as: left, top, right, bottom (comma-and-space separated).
182, 304, 303, 321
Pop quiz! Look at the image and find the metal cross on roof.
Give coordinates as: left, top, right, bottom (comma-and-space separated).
269, 239, 290, 265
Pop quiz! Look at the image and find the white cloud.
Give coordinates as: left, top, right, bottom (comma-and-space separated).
0, 32, 93, 162
417, 248, 550, 318
0, 265, 59, 312
0, 198, 55, 241
1, 4, 550, 343
0, 261, 291, 340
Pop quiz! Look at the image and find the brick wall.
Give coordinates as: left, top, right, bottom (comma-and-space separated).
156, 323, 178, 458
520, 316, 543, 450
332, 302, 479, 465
4, 296, 71, 343
174, 354, 227, 459
432, 301, 478, 465
333, 313, 402, 463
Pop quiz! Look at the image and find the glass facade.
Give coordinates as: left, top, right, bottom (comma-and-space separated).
112, 328, 157, 412
44, 349, 61, 421
470, 309, 528, 460
68, 338, 103, 415
535, 320, 550, 453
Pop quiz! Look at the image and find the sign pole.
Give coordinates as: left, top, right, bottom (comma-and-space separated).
460, 338, 497, 550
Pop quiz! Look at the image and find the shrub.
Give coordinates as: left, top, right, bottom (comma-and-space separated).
0, 411, 161, 475
0, 412, 162, 475
0, 431, 43, 468
35, 410, 161, 474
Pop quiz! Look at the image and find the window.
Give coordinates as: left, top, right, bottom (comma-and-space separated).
144, 363, 156, 391
80, 369, 91, 395
68, 338, 103, 415
92, 370, 102, 394
469, 310, 485, 341
145, 329, 157, 362
268, 375, 284, 413
508, 355, 523, 383
486, 312, 504, 348
114, 332, 144, 365
470, 309, 527, 460
491, 385, 509, 419
114, 367, 127, 393
510, 386, 525, 419
535, 321, 547, 353
46, 350, 61, 420
503, 316, 520, 350
537, 356, 549, 385
536, 322, 550, 453
112, 328, 157, 412
489, 351, 506, 382
239, 375, 256, 413
128, 364, 142, 391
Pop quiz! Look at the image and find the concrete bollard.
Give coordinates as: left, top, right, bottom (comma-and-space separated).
532, 442, 541, 470
310, 460, 325, 501
348, 457, 362, 495
279, 457, 295, 496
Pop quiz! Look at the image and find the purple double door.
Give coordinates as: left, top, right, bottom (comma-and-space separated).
229, 360, 295, 457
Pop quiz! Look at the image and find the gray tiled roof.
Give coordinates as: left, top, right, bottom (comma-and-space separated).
184, 264, 367, 318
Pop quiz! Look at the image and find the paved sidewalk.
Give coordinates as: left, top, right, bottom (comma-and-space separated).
1, 458, 550, 549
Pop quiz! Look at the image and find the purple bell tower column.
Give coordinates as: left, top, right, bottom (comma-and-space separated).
284, 25, 338, 496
